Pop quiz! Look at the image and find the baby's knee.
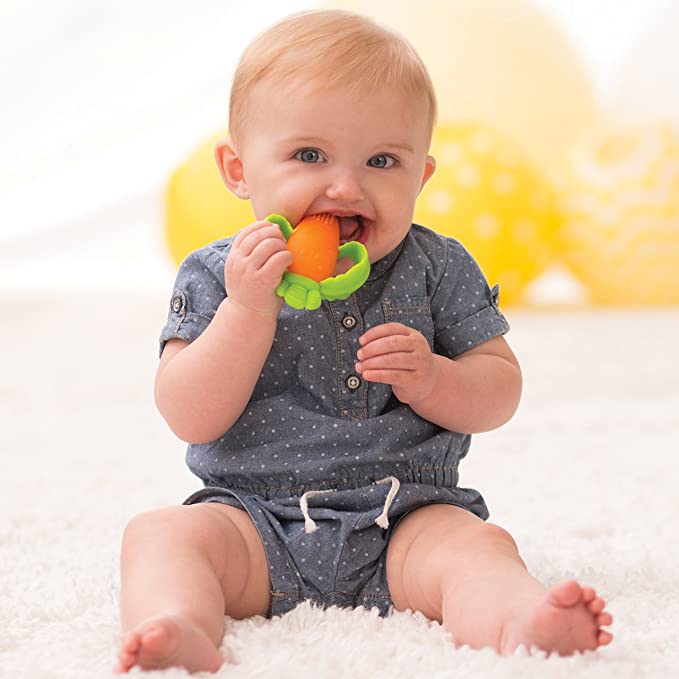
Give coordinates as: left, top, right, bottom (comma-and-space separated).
477, 522, 521, 556
121, 505, 201, 548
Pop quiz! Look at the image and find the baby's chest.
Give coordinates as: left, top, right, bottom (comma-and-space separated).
252, 292, 435, 412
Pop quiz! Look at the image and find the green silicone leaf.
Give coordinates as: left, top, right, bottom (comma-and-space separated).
319, 241, 370, 300
265, 213, 294, 240
276, 272, 322, 310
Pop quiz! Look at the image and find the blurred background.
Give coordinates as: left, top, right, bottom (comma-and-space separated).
1, 0, 678, 304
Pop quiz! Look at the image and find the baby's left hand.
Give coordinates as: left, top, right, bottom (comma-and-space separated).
356, 322, 437, 405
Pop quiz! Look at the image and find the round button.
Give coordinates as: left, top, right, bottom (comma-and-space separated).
346, 375, 361, 391
341, 314, 357, 329
171, 295, 183, 313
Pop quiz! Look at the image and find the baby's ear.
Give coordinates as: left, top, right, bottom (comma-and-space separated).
419, 155, 436, 192
214, 137, 249, 199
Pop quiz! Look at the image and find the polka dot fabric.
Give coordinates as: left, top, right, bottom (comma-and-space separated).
182, 481, 488, 618
159, 223, 510, 615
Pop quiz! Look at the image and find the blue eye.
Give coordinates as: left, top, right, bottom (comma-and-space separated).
295, 149, 324, 163
368, 154, 397, 168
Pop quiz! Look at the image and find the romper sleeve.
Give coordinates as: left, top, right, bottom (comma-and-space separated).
158, 240, 231, 358
430, 238, 510, 359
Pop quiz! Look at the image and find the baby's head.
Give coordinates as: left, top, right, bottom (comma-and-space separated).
216, 9, 438, 265
228, 9, 437, 146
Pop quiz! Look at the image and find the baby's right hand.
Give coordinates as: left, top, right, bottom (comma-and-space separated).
224, 220, 294, 317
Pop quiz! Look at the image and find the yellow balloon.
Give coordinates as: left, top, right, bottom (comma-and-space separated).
327, 0, 597, 179
416, 124, 560, 306
557, 123, 679, 306
164, 133, 254, 266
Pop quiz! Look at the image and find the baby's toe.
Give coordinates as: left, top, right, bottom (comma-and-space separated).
598, 630, 613, 646
588, 597, 605, 615
114, 650, 135, 674
122, 632, 141, 653
548, 580, 582, 607
597, 612, 613, 627
581, 586, 596, 602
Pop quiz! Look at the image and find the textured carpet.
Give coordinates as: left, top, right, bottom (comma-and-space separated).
2, 294, 678, 678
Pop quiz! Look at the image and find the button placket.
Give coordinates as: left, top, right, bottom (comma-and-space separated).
341, 314, 357, 330
330, 299, 366, 417
345, 374, 361, 391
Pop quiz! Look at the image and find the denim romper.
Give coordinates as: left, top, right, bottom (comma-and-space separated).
159, 223, 510, 618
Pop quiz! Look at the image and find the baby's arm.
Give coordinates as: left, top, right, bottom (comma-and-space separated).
409, 336, 522, 433
155, 221, 293, 444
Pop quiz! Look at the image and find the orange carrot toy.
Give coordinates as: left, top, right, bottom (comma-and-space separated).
265, 213, 370, 311
286, 213, 340, 281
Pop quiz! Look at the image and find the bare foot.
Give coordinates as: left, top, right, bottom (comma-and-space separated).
113, 614, 226, 674
500, 580, 613, 656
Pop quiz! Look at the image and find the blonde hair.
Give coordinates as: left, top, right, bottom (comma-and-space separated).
229, 9, 437, 143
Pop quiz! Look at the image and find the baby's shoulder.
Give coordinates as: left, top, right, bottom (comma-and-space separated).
175, 235, 237, 282
405, 223, 472, 275
183, 235, 234, 265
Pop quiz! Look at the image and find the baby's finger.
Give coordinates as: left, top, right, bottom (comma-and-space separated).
231, 220, 270, 247
359, 322, 412, 346
356, 352, 414, 373
232, 220, 283, 250
359, 368, 412, 385
259, 248, 294, 280
248, 236, 291, 271
238, 224, 287, 257
356, 334, 413, 361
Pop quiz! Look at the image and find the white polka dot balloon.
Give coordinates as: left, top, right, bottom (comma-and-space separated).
416, 124, 560, 306
557, 122, 679, 305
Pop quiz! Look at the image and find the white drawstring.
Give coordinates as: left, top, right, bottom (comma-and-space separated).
299, 488, 336, 534
300, 476, 400, 534
373, 476, 400, 529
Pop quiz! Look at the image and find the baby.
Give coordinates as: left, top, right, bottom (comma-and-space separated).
115, 9, 613, 673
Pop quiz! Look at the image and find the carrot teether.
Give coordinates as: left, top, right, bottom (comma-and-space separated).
286, 213, 340, 281
266, 213, 370, 311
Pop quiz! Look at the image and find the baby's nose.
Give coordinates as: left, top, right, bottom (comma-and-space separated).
325, 171, 365, 202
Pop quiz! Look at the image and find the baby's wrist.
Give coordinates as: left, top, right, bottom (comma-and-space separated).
221, 296, 282, 321
408, 356, 443, 407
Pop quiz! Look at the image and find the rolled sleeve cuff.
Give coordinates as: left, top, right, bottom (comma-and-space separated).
158, 288, 214, 357
435, 293, 510, 357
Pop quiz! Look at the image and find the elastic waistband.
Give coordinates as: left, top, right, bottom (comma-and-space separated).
204, 466, 460, 501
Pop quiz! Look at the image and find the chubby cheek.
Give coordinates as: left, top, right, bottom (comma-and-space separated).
248, 197, 271, 222
242, 166, 306, 222
248, 195, 296, 225
370, 214, 414, 258
268, 188, 319, 225
240, 174, 274, 219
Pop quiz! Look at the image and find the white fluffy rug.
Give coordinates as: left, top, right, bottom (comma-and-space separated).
2, 294, 678, 678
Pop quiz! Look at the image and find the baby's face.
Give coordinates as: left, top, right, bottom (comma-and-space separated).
231, 78, 436, 272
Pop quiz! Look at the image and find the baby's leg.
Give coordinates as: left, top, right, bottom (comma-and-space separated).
115, 502, 271, 674
386, 504, 613, 656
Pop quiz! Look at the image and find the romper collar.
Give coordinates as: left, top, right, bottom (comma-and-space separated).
366, 235, 407, 282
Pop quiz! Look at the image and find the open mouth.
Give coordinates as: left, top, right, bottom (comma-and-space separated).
338, 215, 369, 245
